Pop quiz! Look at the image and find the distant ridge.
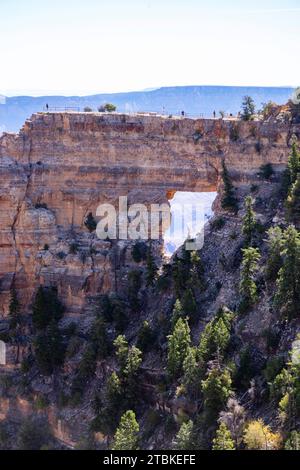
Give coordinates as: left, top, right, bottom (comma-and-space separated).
0, 85, 293, 132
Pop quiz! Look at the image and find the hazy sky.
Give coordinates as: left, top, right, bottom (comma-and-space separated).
1, 0, 299, 96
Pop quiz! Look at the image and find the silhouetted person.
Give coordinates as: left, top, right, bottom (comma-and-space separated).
213, 110, 216, 118
46, 103, 49, 112
181, 110, 185, 117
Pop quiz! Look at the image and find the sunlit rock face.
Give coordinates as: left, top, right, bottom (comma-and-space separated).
0, 111, 298, 315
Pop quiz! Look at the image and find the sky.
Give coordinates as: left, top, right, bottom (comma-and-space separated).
0, 0, 299, 96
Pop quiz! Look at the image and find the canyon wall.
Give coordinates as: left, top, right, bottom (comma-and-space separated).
0, 112, 299, 316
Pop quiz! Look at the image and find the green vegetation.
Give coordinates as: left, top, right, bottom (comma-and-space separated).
221, 160, 238, 212
173, 420, 194, 450
275, 226, 300, 320
84, 212, 97, 232
212, 422, 235, 450
98, 103, 117, 112
32, 286, 64, 330
242, 196, 256, 245
112, 410, 139, 450
167, 318, 191, 378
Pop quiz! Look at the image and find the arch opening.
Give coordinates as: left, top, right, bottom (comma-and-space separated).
164, 191, 217, 256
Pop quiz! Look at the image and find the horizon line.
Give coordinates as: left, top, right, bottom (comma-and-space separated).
1, 84, 297, 99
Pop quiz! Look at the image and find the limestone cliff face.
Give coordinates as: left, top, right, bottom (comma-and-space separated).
0, 112, 299, 316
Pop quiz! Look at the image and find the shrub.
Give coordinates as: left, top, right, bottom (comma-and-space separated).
84, 212, 97, 232
241, 96, 255, 121
259, 163, 274, 180
131, 241, 147, 262
210, 217, 226, 231
111, 410, 139, 450
221, 160, 238, 212
136, 321, 155, 352
98, 103, 117, 112
243, 420, 281, 450
84, 106, 93, 112
32, 286, 64, 330
17, 418, 51, 450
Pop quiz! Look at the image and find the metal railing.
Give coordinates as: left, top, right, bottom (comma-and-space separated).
43, 106, 80, 112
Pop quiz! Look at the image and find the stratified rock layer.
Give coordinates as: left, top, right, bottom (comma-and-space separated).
0, 112, 299, 314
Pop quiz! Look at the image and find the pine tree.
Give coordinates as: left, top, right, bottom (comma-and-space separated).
34, 320, 65, 375
265, 226, 284, 281
221, 160, 238, 212
241, 96, 255, 121
242, 196, 256, 245
145, 246, 157, 286
181, 288, 197, 323
167, 318, 191, 378
239, 247, 260, 310
84, 212, 97, 232
173, 420, 194, 450
136, 320, 155, 352
32, 286, 64, 330
198, 307, 233, 364
90, 316, 111, 359
201, 366, 232, 420
287, 173, 300, 222
171, 299, 184, 328
123, 346, 142, 380
106, 372, 122, 406
212, 422, 235, 450
111, 410, 139, 450
287, 142, 300, 186
113, 335, 129, 369
183, 347, 202, 398
8, 288, 20, 330
243, 419, 281, 450
275, 226, 300, 320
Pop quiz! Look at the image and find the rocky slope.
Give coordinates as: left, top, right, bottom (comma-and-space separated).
0, 109, 300, 449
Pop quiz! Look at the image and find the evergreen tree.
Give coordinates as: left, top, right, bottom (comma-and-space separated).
171, 299, 184, 328
265, 227, 284, 281
181, 288, 197, 323
275, 226, 300, 320
241, 96, 255, 121
106, 372, 122, 406
114, 335, 129, 369
287, 142, 300, 186
212, 422, 235, 450
221, 160, 238, 212
202, 366, 232, 421
145, 246, 157, 286
84, 212, 97, 232
287, 173, 300, 222
167, 318, 191, 378
173, 420, 194, 450
127, 270, 142, 311
32, 286, 64, 330
111, 410, 139, 450
183, 347, 202, 398
239, 247, 260, 310
90, 316, 111, 359
242, 196, 256, 246
136, 320, 155, 352
34, 320, 65, 375
190, 251, 205, 289
243, 420, 281, 450
198, 307, 234, 365
8, 288, 20, 330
